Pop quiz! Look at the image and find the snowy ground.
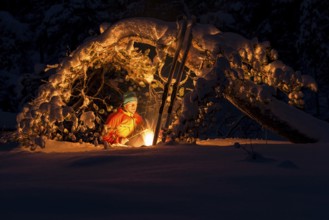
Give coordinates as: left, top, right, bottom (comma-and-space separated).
1, 138, 329, 220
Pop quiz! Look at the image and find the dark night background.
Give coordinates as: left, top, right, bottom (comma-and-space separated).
1, 2, 329, 219
0, 0, 328, 119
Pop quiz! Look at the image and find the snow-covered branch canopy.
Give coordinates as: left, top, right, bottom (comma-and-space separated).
16, 17, 329, 149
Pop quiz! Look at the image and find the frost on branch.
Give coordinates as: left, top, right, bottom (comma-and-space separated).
170, 31, 322, 143
16, 18, 187, 149
16, 17, 323, 149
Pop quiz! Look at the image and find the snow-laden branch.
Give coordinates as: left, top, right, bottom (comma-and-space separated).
17, 17, 328, 148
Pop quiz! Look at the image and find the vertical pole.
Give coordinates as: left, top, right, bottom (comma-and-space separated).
152, 18, 187, 145
162, 18, 194, 142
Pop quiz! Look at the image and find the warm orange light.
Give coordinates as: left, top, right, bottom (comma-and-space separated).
143, 129, 154, 146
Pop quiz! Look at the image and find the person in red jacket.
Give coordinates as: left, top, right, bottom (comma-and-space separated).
102, 91, 144, 146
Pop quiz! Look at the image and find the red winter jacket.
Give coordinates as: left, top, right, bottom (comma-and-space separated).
102, 108, 143, 144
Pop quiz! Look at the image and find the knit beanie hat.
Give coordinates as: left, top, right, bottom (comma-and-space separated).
123, 91, 138, 105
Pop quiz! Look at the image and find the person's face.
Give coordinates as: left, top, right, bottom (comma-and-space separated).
124, 101, 138, 114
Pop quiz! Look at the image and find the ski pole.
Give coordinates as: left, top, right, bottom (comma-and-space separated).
162, 17, 195, 142
153, 18, 188, 145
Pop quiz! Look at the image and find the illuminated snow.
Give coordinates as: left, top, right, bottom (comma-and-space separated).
15, 17, 328, 149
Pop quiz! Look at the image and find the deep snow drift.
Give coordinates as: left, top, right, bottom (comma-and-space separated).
1, 138, 329, 220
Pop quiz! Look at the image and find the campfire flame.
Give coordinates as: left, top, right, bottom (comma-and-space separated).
143, 129, 154, 146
